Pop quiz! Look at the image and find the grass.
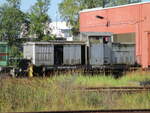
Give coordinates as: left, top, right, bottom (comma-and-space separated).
74, 70, 150, 87
0, 70, 150, 112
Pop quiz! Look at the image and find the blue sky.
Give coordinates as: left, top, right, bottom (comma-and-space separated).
0, 0, 63, 21
21, 0, 63, 21
0, 0, 149, 21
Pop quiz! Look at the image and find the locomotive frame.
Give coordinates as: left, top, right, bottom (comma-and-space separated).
0, 32, 137, 77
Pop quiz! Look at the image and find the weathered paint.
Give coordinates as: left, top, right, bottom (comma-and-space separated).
89, 36, 112, 65
35, 45, 54, 66
63, 45, 81, 65
89, 43, 104, 65
24, 42, 85, 66
24, 44, 34, 60
80, 32, 113, 42
0, 42, 9, 66
24, 42, 54, 66
112, 43, 135, 65
80, 2, 150, 68
104, 44, 112, 64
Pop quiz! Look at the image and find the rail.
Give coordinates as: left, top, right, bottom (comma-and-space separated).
9, 109, 150, 113
75, 86, 150, 93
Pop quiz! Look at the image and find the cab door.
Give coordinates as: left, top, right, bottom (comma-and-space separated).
103, 36, 112, 64
89, 36, 104, 65
89, 36, 111, 66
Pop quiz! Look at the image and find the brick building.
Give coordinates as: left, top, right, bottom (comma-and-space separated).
80, 1, 150, 68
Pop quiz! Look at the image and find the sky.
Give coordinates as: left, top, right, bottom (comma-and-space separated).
21, 0, 63, 21
0, 0, 150, 22
0, 0, 63, 21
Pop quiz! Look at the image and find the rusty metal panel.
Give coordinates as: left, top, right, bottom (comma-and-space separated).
35, 44, 54, 66
63, 45, 81, 65
89, 43, 104, 65
112, 43, 135, 65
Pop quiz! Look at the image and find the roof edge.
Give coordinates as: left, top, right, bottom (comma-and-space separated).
79, 1, 150, 13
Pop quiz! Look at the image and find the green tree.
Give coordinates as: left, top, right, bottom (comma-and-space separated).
59, 0, 142, 35
0, 0, 26, 45
104, 0, 141, 7
59, 0, 103, 35
6, 0, 21, 8
0, 0, 27, 62
28, 0, 52, 40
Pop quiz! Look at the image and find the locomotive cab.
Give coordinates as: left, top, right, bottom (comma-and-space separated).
80, 32, 113, 67
89, 35, 112, 66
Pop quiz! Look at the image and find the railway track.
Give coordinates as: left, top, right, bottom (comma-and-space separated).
7, 88, 150, 113
76, 86, 150, 93
9, 109, 150, 113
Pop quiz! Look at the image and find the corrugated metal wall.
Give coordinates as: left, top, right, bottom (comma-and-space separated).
104, 44, 112, 64
35, 45, 54, 66
89, 43, 104, 65
112, 43, 135, 65
63, 45, 81, 65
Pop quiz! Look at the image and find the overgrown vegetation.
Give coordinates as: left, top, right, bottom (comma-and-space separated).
0, 0, 53, 62
28, 0, 51, 40
75, 70, 150, 87
0, 0, 53, 41
0, 71, 150, 112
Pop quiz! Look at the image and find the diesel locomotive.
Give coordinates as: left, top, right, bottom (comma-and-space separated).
0, 32, 137, 77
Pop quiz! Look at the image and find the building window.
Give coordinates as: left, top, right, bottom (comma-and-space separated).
113, 33, 135, 43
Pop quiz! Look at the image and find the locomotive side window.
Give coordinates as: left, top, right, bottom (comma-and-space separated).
103, 37, 109, 44
89, 36, 110, 44
113, 33, 135, 43
89, 36, 103, 44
